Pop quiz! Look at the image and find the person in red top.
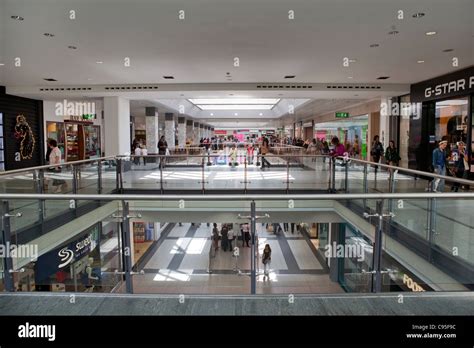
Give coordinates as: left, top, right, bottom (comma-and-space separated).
246, 144, 254, 164
330, 137, 346, 157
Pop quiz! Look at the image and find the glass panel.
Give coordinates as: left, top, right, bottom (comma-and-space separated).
433, 198, 474, 266
247, 154, 287, 191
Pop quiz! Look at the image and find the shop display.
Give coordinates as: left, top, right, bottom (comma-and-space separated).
133, 222, 146, 243
46, 121, 101, 162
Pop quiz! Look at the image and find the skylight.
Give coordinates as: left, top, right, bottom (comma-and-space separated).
198, 105, 275, 110
188, 98, 280, 110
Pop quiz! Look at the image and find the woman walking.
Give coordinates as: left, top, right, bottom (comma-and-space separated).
262, 244, 272, 278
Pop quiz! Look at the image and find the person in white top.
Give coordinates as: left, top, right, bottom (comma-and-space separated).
48, 139, 66, 193
141, 145, 148, 165
227, 227, 235, 251
134, 145, 141, 165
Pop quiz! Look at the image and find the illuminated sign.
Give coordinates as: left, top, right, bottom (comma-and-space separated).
402, 274, 425, 292
335, 112, 349, 118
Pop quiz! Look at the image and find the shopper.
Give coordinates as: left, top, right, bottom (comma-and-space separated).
451, 141, 468, 192
229, 144, 238, 167
432, 140, 448, 192
48, 139, 66, 193
221, 224, 229, 251
212, 223, 220, 251
353, 135, 360, 159
260, 137, 271, 169
227, 227, 234, 252
158, 135, 168, 168
371, 135, 384, 174
330, 137, 345, 157
134, 144, 141, 165
246, 144, 254, 165
244, 225, 251, 247
141, 145, 148, 165
262, 244, 272, 277
307, 138, 318, 162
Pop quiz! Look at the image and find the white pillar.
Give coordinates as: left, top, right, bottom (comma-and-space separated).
145, 107, 159, 154
104, 96, 130, 156
164, 113, 175, 150
380, 97, 391, 149
186, 120, 194, 145
177, 117, 186, 149
194, 122, 200, 143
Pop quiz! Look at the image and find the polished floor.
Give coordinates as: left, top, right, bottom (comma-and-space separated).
119, 222, 344, 295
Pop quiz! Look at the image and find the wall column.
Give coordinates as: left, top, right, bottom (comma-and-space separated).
194, 122, 200, 143
186, 120, 194, 145
145, 107, 159, 154
104, 96, 130, 156
165, 113, 175, 150
177, 117, 186, 149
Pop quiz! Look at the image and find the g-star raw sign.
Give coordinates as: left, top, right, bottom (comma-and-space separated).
411, 66, 474, 102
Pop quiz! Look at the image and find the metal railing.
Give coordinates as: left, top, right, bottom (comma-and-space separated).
1, 192, 473, 294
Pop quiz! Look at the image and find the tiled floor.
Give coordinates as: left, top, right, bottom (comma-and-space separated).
125, 222, 344, 295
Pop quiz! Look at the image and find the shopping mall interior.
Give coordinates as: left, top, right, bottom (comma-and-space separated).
0, 0, 473, 326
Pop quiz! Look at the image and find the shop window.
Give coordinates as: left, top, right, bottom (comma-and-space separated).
435, 97, 469, 149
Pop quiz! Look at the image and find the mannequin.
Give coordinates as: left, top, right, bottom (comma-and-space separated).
83, 257, 99, 292
86, 257, 99, 281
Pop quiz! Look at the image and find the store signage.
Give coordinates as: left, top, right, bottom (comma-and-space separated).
402, 274, 425, 292
411, 66, 474, 102
35, 230, 99, 283
13, 114, 36, 161
214, 130, 227, 135
335, 112, 349, 118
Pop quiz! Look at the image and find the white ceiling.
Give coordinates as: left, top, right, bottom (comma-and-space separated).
0, 0, 472, 87
0, 0, 472, 128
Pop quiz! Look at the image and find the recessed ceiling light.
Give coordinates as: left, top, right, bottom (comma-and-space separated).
425, 31, 437, 36
417, 60, 425, 64
0, 63, 5, 66
370, 44, 379, 48
412, 12, 425, 18
234, 113, 238, 116
163, 76, 174, 79
96, 61, 103, 64
284, 75, 295, 79
210, 113, 214, 116
348, 76, 353, 79
11, 15, 24, 21
68, 45, 77, 49
388, 30, 399, 35
87, 78, 93, 81
442, 48, 454, 52
259, 113, 263, 116
376, 76, 390, 80
43, 78, 57, 82
43, 33, 55, 37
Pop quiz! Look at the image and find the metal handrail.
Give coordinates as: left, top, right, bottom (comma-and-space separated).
0, 192, 473, 200
0, 156, 116, 176
340, 156, 474, 186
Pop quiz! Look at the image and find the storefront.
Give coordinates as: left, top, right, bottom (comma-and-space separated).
0, 87, 44, 171
410, 66, 473, 176
314, 115, 369, 159
43, 100, 104, 162
131, 221, 161, 266
33, 224, 102, 292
